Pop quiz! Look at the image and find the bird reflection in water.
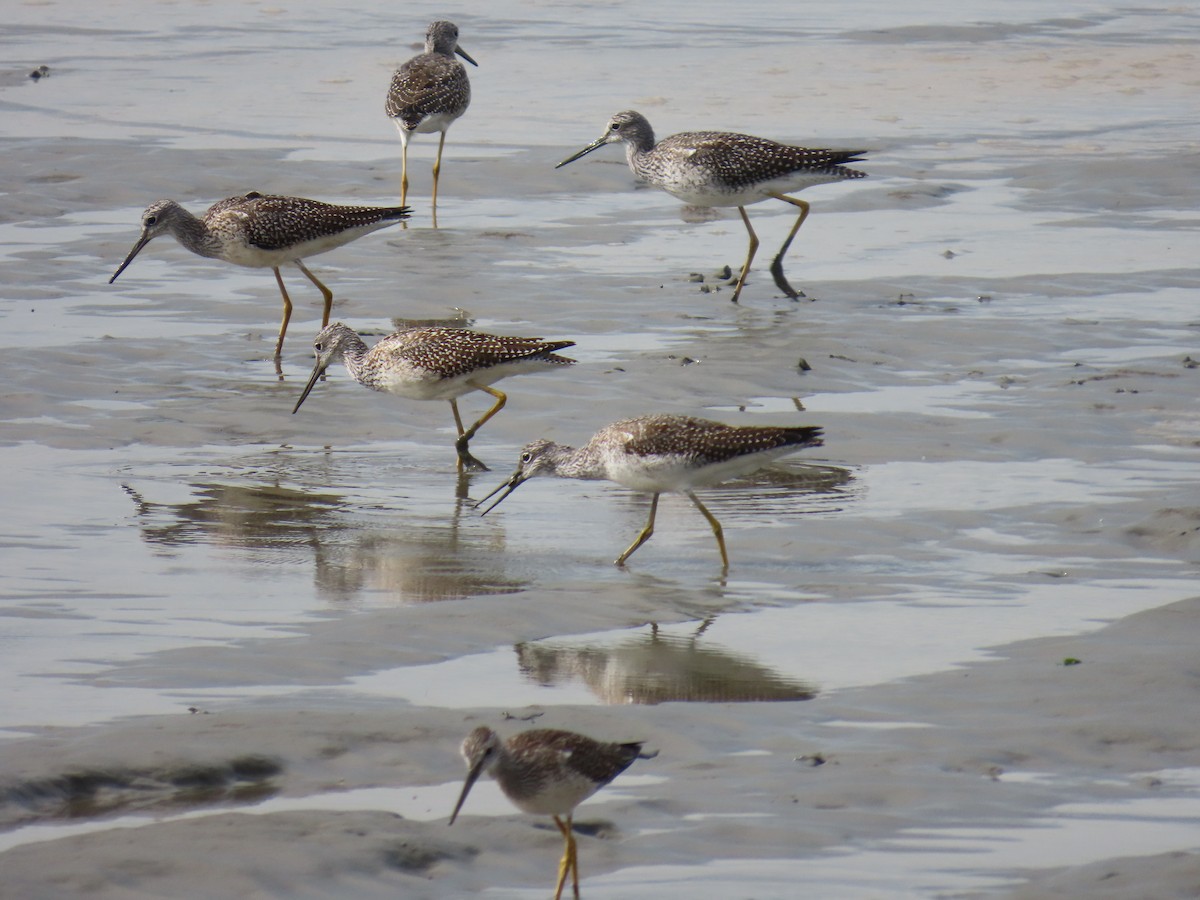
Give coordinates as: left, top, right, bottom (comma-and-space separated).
515, 620, 815, 705
121, 481, 341, 550
121, 480, 524, 605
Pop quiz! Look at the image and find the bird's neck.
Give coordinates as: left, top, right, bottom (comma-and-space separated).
625, 138, 657, 179
338, 336, 372, 382
547, 443, 606, 481
172, 206, 223, 259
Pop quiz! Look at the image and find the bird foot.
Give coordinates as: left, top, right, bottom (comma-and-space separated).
454, 439, 490, 472
769, 255, 812, 301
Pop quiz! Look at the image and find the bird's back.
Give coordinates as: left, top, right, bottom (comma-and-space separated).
497, 729, 649, 815
358, 327, 574, 400
640, 132, 867, 204
201, 194, 409, 264
597, 415, 823, 491
386, 53, 471, 131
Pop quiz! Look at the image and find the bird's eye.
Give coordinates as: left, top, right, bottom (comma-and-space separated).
609, 122, 620, 132
314, 342, 324, 352
145, 215, 157, 226
521, 451, 532, 463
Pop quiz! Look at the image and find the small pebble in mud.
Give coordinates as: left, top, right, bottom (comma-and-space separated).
1061, 657, 1082, 666
942, 249, 957, 258
711, 264, 733, 282
1182, 356, 1198, 369
977, 295, 992, 303
797, 357, 811, 371
699, 284, 713, 293
795, 753, 826, 767
30, 65, 50, 80
687, 273, 705, 283
668, 355, 697, 366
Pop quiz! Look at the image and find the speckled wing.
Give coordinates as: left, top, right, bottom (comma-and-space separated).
667, 132, 868, 190
620, 416, 823, 466
510, 730, 646, 788
385, 55, 471, 130
212, 195, 408, 252
380, 328, 575, 379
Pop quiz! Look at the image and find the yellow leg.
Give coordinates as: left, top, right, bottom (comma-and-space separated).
400, 135, 410, 209
765, 192, 812, 300
616, 493, 659, 566
271, 267, 293, 359
686, 490, 729, 569
448, 393, 496, 472
552, 816, 572, 900
431, 130, 447, 226
460, 384, 506, 443
449, 398, 466, 436
294, 259, 334, 328
551, 816, 581, 900
731, 206, 759, 304
566, 816, 576, 900
449, 400, 465, 473
568, 818, 580, 900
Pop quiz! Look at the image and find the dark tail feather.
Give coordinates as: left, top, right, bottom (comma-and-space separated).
785, 426, 824, 450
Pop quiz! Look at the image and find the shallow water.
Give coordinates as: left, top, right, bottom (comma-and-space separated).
2, 0, 1199, 896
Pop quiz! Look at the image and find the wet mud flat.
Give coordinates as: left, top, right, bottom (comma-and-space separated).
1, 596, 1199, 898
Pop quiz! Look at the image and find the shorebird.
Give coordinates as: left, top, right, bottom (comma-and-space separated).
556, 110, 867, 302
291, 321, 575, 471
449, 726, 655, 900
385, 20, 477, 218
478, 414, 824, 568
109, 192, 410, 358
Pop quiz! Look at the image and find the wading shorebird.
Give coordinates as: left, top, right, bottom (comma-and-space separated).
556, 110, 867, 302
385, 20, 477, 219
292, 322, 575, 472
449, 726, 655, 900
477, 414, 824, 568
109, 192, 410, 358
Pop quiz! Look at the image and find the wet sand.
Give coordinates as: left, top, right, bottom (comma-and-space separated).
2, 1, 1199, 897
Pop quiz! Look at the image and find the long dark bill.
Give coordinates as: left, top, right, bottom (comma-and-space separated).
109, 233, 151, 284
291, 362, 327, 414
455, 46, 479, 67
555, 137, 607, 169
448, 755, 486, 825
474, 470, 527, 515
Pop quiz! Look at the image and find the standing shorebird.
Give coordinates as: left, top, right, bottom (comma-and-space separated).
385, 20, 477, 219
556, 110, 867, 303
109, 192, 410, 359
449, 726, 655, 900
291, 322, 575, 472
478, 414, 824, 568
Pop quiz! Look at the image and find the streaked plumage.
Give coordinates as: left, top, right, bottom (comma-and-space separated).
478, 414, 824, 567
108, 192, 410, 358
292, 321, 575, 471
449, 726, 655, 900
385, 20, 477, 216
556, 110, 867, 302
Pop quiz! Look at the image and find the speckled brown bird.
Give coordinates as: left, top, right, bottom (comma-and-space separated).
385, 20, 477, 217
108, 192, 410, 358
556, 110, 867, 303
291, 321, 575, 471
478, 414, 825, 567
449, 726, 655, 900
